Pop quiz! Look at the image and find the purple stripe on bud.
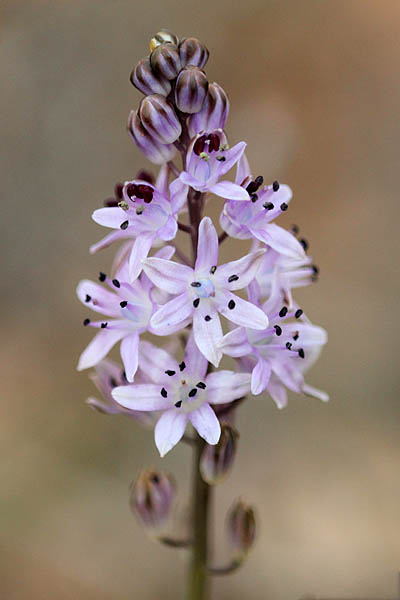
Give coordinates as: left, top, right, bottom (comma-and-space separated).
227, 499, 256, 558
130, 468, 176, 529
150, 29, 179, 52
175, 66, 209, 114
127, 110, 176, 164
130, 57, 171, 96
188, 82, 230, 137
139, 94, 182, 143
150, 44, 181, 80
179, 37, 209, 69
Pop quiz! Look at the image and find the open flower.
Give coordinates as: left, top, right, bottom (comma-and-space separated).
219, 279, 328, 403
179, 130, 249, 201
90, 170, 187, 281
112, 336, 251, 456
143, 217, 269, 366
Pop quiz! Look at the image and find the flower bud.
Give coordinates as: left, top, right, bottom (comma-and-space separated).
139, 94, 182, 144
150, 44, 181, 80
200, 424, 238, 484
179, 37, 209, 69
175, 66, 209, 114
150, 29, 179, 52
127, 110, 176, 164
130, 468, 176, 529
227, 499, 256, 558
130, 57, 171, 96
188, 82, 230, 137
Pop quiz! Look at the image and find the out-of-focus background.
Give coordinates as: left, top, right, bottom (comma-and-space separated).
1, 0, 400, 598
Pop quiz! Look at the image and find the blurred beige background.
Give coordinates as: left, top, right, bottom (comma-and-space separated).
1, 0, 400, 598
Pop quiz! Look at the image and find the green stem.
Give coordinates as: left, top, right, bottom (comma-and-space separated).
185, 437, 211, 600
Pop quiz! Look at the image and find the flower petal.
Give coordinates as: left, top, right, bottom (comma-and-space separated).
184, 332, 208, 379
77, 328, 126, 371
217, 292, 269, 330
90, 230, 131, 254
112, 383, 171, 411
235, 152, 251, 186
209, 181, 250, 201
138, 340, 179, 382
120, 332, 139, 382
251, 357, 272, 395
179, 171, 204, 190
193, 299, 223, 367
155, 409, 188, 457
195, 217, 219, 272
215, 141, 246, 177
213, 249, 265, 290
251, 224, 306, 259
219, 327, 252, 358
169, 178, 189, 214
76, 280, 120, 317
92, 207, 127, 229
267, 377, 288, 409
150, 293, 193, 333
302, 383, 329, 402
143, 258, 192, 294
128, 232, 155, 282
158, 215, 178, 241
189, 403, 221, 445
206, 371, 251, 404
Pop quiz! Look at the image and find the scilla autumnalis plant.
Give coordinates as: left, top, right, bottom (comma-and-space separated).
77, 29, 328, 600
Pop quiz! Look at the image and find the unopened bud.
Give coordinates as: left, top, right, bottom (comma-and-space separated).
150, 29, 179, 52
130, 57, 171, 96
200, 424, 238, 484
175, 66, 209, 114
130, 468, 176, 529
188, 82, 230, 137
179, 37, 209, 69
139, 94, 182, 144
150, 43, 181, 80
128, 110, 176, 164
227, 499, 256, 558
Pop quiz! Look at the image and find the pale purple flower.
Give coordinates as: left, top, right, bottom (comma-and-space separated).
112, 336, 251, 456
179, 130, 249, 201
143, 217, 269, 366
90, 171, 187, 281
219, 279, 328, 404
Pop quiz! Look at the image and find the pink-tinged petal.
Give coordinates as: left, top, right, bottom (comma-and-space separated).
150, 292, 193, 333
128, 232, 155, 282
169, 178, 189, 214
92, 207, 127, 229
215, 141, 246, 177
155, 409, 188, 457
209, 181, 250, 201
213, 249, 265, 290
284, 323, 328, 347
120, 332, 139, 382
76, 280, 120, 317
158, 215, 178, 241
206, 371, 251, 404
302, 383, 329, 402
90, 230, 131, 254
195, 217, 219, 272
112, 383, 171, 411
247, 279, 261, 305
270, 359, 304, 393
235, 152, 251, 186
189, 403, 221, 445
267, 377, 288, 409
219, 327, 252, 358
217, 292, 269, 330
77, 328, 126, 371
193, 299, 223, 367
179, 171, 204, 190
251, 224, 306, 259
138, 340, 179, 382
156, 164, 170, 196
184, 332, 208, 379
251, 357, 272, 395
143, 257, 192, 294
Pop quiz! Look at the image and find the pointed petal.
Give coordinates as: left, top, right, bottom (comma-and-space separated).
112, 383, 171, 411
302, 383, 329, 402
90, 230, 130, 254
156, 164, 170, 196
189, 403, 221, 445
138, 340, 179, 382
120, 332, 139, 382
267, 378, 288, 409
155, 409, 188, 457
77, 328, 126, 371
76, 280, 120, 317
179, 171, 204, 190
215, 141, 246, 177
150, 293, 193, 333
251, 224, 306, 259
209, 181, 250, 201
169, 178, 189, 213
92, 207, 127, 229
128, 232, 155, 282
143, 257, 192, 294
193, 299, 223, 367
219, 327, 252, 358
217, 292, 269, 330
251, 357, 272, 395
235, 152, 251, 186
158, 215, 178, 241
195, 217, 219, 272
184, 332, 208, 379
214, 249, 265, 290
206, 370, 251, 404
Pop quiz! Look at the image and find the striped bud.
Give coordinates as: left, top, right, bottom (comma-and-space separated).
175, 66, 209, 114
179, 37, 209, 69
130, 57, 171, 96
130, 468, 176, 529
150, 29, 179, 52
200, 424, 238, 484
227, 499, 256, 558
150, 44, 181, 80
128, 110, 176, 164
139, 94, 182, 143
188, 82, 230, 137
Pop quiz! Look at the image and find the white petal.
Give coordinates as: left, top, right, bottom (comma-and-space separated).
138, 340, 179, 382
120, 332, 139, 382
251, 357, 272, 395
195, 217, 219, 272
206, 371, 251, 404
77, 328, 126, 371
112, 384, 171, 411
213, 249, 265, 290
193, 299, 223, 367
155, 409, 188, 457
150, 293, 193, 333
143, 257, 192, 294
217, 292, 269, 330
219, 327, 252, 358
189, 403, 221, 445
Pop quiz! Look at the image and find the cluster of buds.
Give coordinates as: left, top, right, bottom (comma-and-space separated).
128, 30, 228, 164
77, 29, 328, 577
